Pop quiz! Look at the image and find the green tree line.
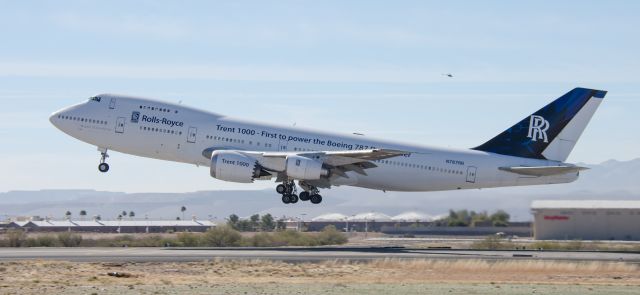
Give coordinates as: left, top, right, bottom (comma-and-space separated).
435, 209, 511, 227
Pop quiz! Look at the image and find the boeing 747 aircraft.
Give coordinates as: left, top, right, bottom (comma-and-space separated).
50, 88, 606, 205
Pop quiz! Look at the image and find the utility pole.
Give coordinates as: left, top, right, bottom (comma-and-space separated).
297, 213, 307, 232
345, 217, 349, 233
365, 217, 368, 238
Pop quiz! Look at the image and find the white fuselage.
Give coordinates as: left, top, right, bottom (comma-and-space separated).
50, 94, 578, 192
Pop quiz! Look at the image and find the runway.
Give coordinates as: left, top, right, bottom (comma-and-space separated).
1, 247, 639, 263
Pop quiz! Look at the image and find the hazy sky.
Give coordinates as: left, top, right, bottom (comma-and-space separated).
0, 1, 638, 193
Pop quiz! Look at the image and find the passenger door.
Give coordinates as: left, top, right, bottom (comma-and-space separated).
115, 117, 125, 133
109, 98, 116, 109
187, 127, 197, 143
466, 166, 477, 183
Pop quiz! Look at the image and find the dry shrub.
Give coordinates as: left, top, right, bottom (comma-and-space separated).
57, 232, 83, 247
202, 225, 242, 247
316, 225, 348, 245
176, 232, 201, 247
5, 229, 26, 247
24, 235, 60, 247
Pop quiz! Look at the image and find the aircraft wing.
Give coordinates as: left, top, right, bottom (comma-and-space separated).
499, 165, 589, 176
257, 149, 409, 185
203, 147, 409, 187
262, 149, 409, 166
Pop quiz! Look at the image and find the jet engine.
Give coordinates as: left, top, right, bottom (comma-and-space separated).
210, 151, 264, 183
285, 155, 329, 180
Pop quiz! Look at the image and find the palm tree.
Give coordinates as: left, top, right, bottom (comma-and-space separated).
121, 210, 127, 218
129, 211, 135, 219
180, 206, 187, 220
64, 211, 72, 220
79, 210, 87, 221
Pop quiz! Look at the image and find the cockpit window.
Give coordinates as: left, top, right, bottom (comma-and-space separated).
89, 96, 102, 102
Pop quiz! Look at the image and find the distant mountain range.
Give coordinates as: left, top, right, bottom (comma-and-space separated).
1, 158, 638, 222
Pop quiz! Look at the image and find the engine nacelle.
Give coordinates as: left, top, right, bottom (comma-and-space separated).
210, 151, 260, 183
285, 155, 328, 180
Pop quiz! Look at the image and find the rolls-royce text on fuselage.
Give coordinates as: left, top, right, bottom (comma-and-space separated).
50, 88, 606, 205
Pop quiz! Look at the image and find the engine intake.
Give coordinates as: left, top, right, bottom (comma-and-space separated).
210, 151, 261, 183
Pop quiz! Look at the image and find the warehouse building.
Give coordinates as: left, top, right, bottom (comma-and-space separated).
13, 219, 216, 233
531, 200, 640, 241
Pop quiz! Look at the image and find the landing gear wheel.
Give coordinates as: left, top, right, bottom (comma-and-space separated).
98, 163, 110, 173
299, 191, 310, 201
281, 194, 291, 204
289, 194, 299, 204
310, 194, 322, 204
98, 148, 110, 173
276, 184, 287, 194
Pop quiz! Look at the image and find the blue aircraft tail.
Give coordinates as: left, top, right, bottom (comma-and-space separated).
473, 87, 607, 161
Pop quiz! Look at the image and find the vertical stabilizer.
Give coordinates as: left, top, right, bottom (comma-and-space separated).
473, 88, 606, 161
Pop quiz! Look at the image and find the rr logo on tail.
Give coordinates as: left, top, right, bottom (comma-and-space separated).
527, 115, 549, 143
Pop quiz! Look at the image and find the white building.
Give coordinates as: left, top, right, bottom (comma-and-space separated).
391, 212, 433, 222
348, 212, 392, 222
311, 213, 348, 222
531, 200, 640, 240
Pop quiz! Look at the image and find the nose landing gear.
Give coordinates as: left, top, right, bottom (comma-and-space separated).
276, 181, 322, 205
98, 148, 110, 173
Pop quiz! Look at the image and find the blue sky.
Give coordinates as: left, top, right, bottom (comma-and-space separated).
0, 1, 638, 193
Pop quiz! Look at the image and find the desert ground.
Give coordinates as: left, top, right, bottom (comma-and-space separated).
0, 258, 638, 295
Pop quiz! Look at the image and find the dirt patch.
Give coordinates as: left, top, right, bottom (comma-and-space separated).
0, 259, 637, 294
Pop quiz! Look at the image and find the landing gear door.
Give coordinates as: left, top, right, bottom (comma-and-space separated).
187, 127, 197, 143
115, 117, 125, 133
466, 166, 477, 183
109, 98, 116, 109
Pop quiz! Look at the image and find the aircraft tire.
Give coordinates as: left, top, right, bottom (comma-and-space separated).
98, 163, 110, 173
289, 194, 299, 203
281, 194, 291, 204
310, 194, 322, 204
299, 191, 310, 201
276, 184, 287, 194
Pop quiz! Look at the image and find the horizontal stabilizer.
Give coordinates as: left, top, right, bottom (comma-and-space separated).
499, 165, 588, 176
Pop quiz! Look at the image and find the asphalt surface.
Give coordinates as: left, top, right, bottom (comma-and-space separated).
1, 247, 639, 263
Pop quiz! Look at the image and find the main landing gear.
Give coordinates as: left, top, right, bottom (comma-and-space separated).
276, 181, 322, 205
98, 148, 110, 173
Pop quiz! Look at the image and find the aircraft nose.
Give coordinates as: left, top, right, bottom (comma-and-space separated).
49, 110, 62, 128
